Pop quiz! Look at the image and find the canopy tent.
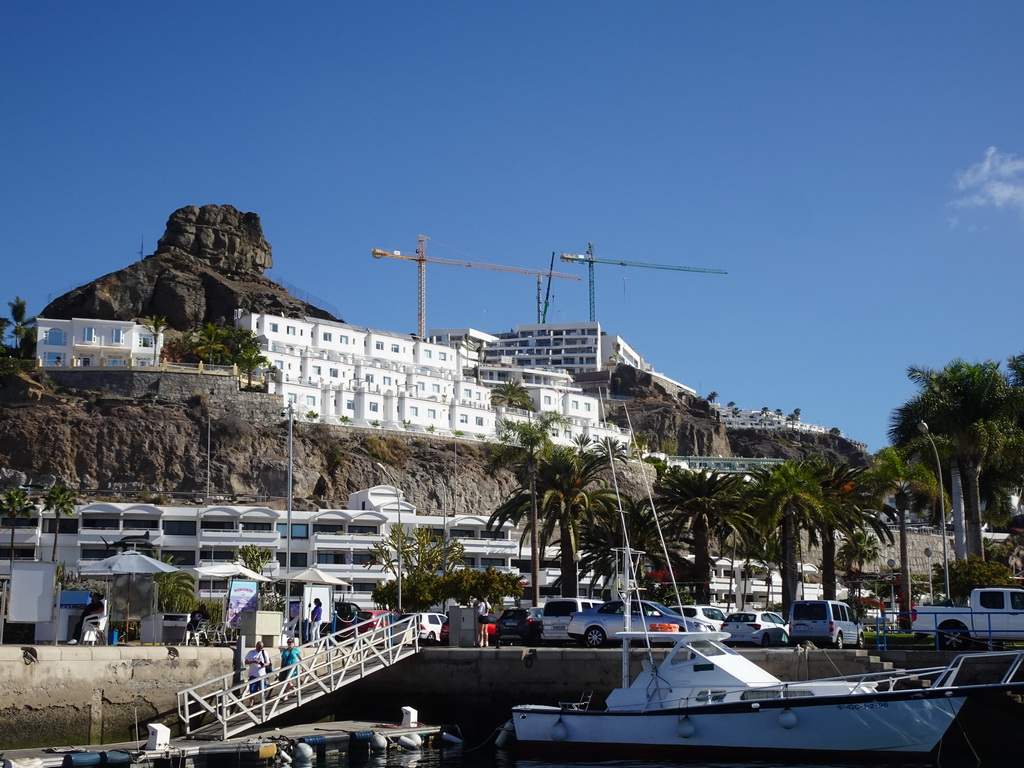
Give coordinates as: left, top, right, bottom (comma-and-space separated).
193, 563, 273, 582
282, 567, 350, 586
81, 550, 179, 625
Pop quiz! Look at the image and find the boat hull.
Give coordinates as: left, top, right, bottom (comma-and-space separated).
512, 690, 966, 762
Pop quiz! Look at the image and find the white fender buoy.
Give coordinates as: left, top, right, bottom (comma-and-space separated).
397, 734, 422, 750
294, 742, 315, 760
495, 720, 515, 749
778, 708, 798, 729
441, 731, 464, 745
370, 733, 388, 752
678, 715, 696, 739
551, 719, 568, 742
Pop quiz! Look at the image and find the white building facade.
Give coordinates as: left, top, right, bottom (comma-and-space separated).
35, 317, 161, 368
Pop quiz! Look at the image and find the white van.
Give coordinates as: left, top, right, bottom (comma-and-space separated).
788, 600, 864, 649
540, 598, 600, 644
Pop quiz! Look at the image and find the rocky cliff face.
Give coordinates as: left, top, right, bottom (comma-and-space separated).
40, 204, 339, 330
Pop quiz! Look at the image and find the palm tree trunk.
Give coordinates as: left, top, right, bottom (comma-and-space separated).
560, 526, 577, 598
821, 528, 838, 600
964, 463, 984, 558
781, 506, 799, 613
693, 519, 712, 605
529, 470, 540, 606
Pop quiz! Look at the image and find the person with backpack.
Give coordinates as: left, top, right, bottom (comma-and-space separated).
476, 596, 491, 647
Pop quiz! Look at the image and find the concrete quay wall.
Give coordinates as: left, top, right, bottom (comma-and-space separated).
0, 644, 951, 751
0, 645, 235, 750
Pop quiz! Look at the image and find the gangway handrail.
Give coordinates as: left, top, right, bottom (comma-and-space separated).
177, 613, 421, 739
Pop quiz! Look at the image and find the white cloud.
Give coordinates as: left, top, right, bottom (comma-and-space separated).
953, 146, 1024, 214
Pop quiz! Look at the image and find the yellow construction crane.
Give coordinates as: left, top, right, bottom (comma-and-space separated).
372, 235, 580, 337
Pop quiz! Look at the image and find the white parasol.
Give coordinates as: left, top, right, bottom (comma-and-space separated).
193, 563, 273, 582
80, 550, 180, 629
281, 567, 350, 586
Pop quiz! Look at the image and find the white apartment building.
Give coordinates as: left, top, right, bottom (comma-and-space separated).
12, 486, 524, 604
717, 407, 836, 437
240, 312, 629, 445
35, 317, 162, 368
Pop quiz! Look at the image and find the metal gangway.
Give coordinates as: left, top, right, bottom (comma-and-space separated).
177, 615, 421, 740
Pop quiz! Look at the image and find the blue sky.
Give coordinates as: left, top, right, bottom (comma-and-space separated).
3, 3, 1024, 453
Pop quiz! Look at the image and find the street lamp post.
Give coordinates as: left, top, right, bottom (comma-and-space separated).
206, 389, 214, 500
924, 547, 934, 603
285, 401, 295, 616
918, 420, 951, 599
375, 462, 403, 613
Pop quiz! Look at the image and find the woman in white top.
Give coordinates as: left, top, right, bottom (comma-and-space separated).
476, 597, 490, 647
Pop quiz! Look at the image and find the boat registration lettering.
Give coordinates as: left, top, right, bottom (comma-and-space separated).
837, 702, 888, 711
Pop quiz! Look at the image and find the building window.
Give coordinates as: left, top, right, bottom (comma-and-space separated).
424, 349, 432, 358
82, 327, 95, 342
200, 520, 235, 531
270, 323, 279, 332
163, 520, 197, 536
346, 400, 354, 410
323, 332, 332, 342
459, 414, 468, 424
409, 406, 418, 416
427, 409, 436, 418
572, 400, 579, 409
585, 403, 592, 412
369, 402, 379, 412
340, 335, 349, 344
276, 523, 309, 539
240, 521, 273, 532
544, 396, 552, 405
351, 553, 375, 565
313, 523, 345, 534
432, 383, 441, 393
365, 374, 374, 383
481, 558, 505, 567
349, 524, 378, 535
391, 344, 400, 353
305, 395, 316, 407
382, 376, 391, 386
463, 388, 471, 398
317, 552, 346, 565
162, 550, 197, 566
475, 416, 484, 426
286, 326, 297, 336
375, 341, 385, 351
312, 366, 321, 376
111, 328, 124, 344
42, 328, 67, 346
417, 382, 425, 391
439, 352, 447, 361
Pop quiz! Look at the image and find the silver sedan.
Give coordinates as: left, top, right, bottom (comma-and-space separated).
567, 599, 714, 647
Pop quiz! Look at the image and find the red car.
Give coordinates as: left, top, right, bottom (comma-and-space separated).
440, 614, 498, 645
355, 610, 400, 633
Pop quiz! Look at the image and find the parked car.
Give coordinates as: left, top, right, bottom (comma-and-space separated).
721, 611, 789, 647
789, 600, 863, 649
567, 600, 714, 647
403, 611, 448, 644
439, 613, 498, 646
671, 604, 728, 631
496, 607, 543, 646
541, 598, 602, 644
355, 609, 400, 634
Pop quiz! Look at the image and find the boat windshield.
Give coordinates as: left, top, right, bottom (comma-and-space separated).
687, 639, 731, 657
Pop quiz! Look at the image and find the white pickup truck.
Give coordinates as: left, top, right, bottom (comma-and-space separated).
912, 587, 1024, 650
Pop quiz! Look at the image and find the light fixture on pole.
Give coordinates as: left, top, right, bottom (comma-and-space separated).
285, 401, 295, 620
917, 420, 951, 599
206, 389, 214, 500
375, 462, 403, 613
887, 558, 897, 616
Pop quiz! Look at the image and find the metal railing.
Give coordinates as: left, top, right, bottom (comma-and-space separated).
176, 614, 420, 740
874, 607, 1024, 651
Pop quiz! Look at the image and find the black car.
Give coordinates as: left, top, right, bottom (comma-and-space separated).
496, 607, 542, 646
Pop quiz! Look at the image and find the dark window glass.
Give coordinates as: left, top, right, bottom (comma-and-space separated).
163, 520, 197, 536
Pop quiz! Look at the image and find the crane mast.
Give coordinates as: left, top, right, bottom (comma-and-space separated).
560, 243, 727, 322
372, 236, 580, 337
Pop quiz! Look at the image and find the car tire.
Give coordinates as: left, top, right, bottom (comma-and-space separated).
583, 626, 607, 648
427, 632, 437, 644
833, 632, 844, 650
854, 633, 863, 650
761, 634, 772, 647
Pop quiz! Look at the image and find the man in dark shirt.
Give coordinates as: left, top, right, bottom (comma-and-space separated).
68, 592, 105, 644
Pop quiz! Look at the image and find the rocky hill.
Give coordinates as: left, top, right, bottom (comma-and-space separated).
7, 203, 871, 509
40, 204, 339, 330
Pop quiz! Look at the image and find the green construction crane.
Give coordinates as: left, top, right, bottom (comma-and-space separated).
560, 243, 727, 322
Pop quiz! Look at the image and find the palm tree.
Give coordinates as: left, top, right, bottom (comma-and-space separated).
837, 530, 882, 605
490, 380, 534, 411
43, 484, 77, 562
656, 468, 749, 604
746, 461, 824, 614
7, 296, 35, 359
491, 445, 617, 597
890, 359, 1024, 557
193, 323, 228, 364
234, 347, 271, 388
867, 447, 938, 615
488, 411, 566, 603
140, 315, 169, 365
1, 488, 35, 564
